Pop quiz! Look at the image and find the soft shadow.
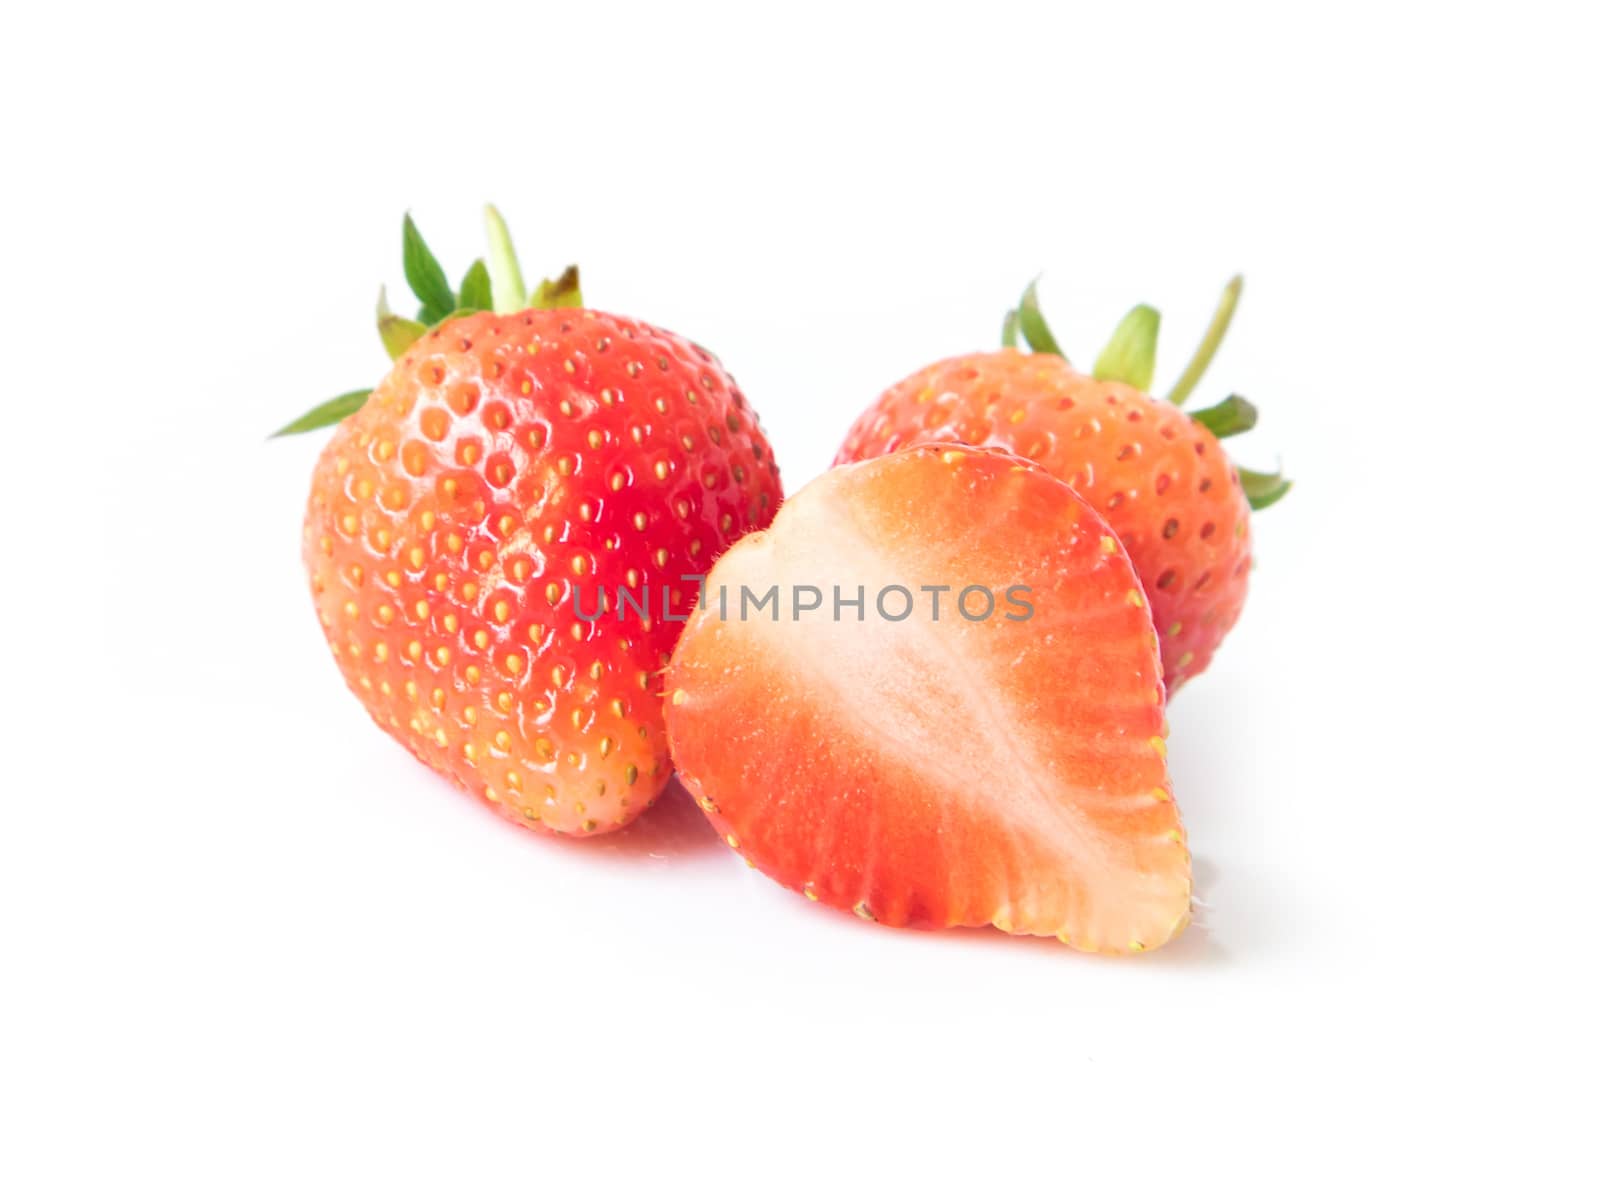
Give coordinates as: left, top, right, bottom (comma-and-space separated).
563, 776, 725, 861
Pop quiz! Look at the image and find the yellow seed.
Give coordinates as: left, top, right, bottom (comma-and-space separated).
725, 833, 740, 850
624, 764, 638, 785
1127, 590, 1144, 608
1100, 535, 1117, 554
1150, 736, 1167, 759
1151, 787, 1171, 802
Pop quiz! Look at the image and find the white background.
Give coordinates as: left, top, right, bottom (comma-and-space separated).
4, 2, 1596, 1191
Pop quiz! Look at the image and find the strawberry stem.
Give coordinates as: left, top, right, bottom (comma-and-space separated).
531, 266, 584, 309
1001, 309, 1019, 348
402, 214, 456, 324
1016, 278, 1066, 359
1189, 394, 1257, 438
483, 205, 527, 315
269, 390, 371, 439
1093, 304, 1160, 391
1238, 466, 1292, 510
1167, 275, 1242, 407
376, 287, 427, 360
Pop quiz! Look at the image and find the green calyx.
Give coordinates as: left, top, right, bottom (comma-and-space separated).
1000, 273, 1290, 511
1093, 304, 1160, 390
270, 206, 582, 437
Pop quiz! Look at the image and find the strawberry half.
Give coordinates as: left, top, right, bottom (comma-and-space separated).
664, 446, 1191, 952
280, 208, 781, 836
836, 277, 1288, 691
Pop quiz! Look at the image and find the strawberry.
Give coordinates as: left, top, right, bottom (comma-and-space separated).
835, 277, 1288, 691
663, 446, 1191, 952
278, 208, 782, 835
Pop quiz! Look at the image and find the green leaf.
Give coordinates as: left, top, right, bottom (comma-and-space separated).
1238, 466, 1292, 511
402, 213, 456, 324
1016, 278, 1066, 359
376, 287, 427, 360
269, 390, 371, 438
483, 205, 527, 315
458, 258, 492, 313
1093, 304, 1161, 390
1000, 309, 1019, 348
1168, 274, 1243, 407
530, 265, 583, 309
1189, 394, 1258, 439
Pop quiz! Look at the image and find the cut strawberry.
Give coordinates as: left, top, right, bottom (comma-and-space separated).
664, 446, 1191, 952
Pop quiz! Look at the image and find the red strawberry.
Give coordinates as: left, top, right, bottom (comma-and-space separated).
664, 446, 1191, 952
836, 277, 1288, 691
280, 209, 781, 835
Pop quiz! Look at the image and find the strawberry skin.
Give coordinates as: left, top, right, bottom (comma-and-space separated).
836, 349, 1252, 690
664, 445, 1191, 952
305, 308, 781, 835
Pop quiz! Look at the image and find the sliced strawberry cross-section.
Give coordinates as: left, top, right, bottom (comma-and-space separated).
665, 445, 1192, 953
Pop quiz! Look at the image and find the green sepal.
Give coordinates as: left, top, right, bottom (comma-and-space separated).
1189, 394, 1258, 439
1093, 304, 1160, 390
1168, 274, 1242, 407
457, 259, 492, 312
530, 265, 583, 309
376, 287, 428, 360
402, 213, 456, 324
483, 205, 528, 315
1001, 309, 1020, 349
269, 389, 371, 438
1238, 466, 1292, 511
1016, 278, 1066, 359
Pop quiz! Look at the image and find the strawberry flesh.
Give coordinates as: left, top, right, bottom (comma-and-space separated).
665, 446, 1191, 952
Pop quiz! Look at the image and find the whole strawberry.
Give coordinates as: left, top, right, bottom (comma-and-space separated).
836, 278, 1288, 691
278, 209, 781, 834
